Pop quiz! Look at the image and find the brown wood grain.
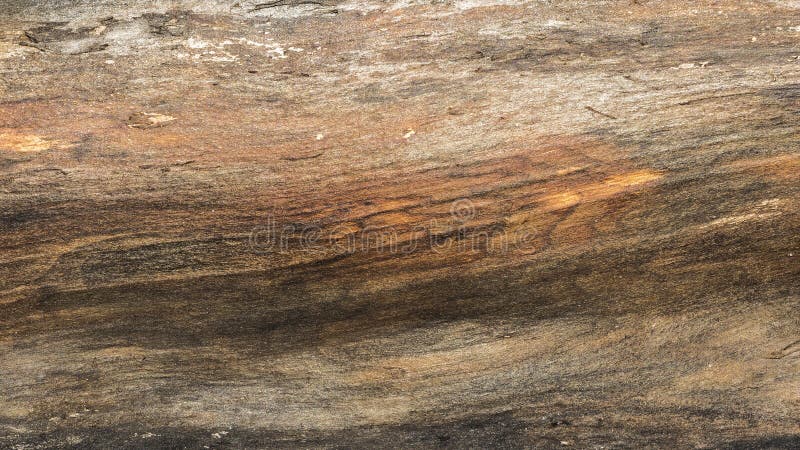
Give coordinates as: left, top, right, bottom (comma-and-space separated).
1, 0, 799, 448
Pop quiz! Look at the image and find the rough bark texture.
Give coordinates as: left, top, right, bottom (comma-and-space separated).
1, 0, 799, 448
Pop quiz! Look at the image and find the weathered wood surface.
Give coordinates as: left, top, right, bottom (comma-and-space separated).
1, 0, 799, 448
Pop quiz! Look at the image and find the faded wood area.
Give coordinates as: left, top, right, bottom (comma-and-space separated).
1, 0, 799, 448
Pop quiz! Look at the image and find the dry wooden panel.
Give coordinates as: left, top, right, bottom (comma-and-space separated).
1, 0, 799, 448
